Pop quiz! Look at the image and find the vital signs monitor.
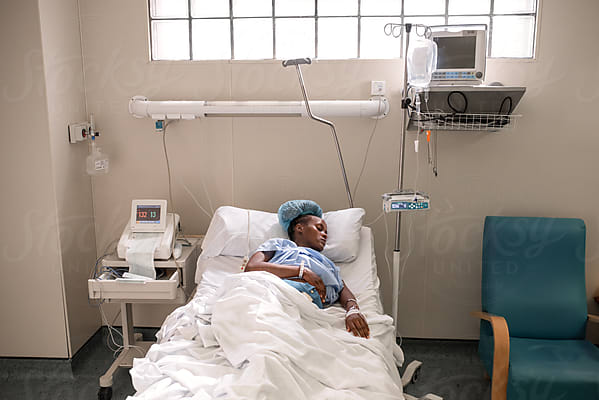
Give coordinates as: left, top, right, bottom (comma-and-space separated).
117, 199, 179, 260
431, 27, 487, 84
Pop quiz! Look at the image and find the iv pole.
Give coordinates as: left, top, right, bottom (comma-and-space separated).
391, 23, 412, 332
386, 21, 434, 333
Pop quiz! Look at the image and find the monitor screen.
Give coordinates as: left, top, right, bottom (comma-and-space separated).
434, 36, 477, 69
136, 205, 161, 223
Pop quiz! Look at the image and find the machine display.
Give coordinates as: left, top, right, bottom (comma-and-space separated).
136, 205, 161, 223
118, 199, 180, 261
431, 27, 487, 84
129, 199, 167, 232
382, 191, 431, 213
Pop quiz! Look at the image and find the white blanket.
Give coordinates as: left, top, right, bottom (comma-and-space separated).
129, 271, 404, 399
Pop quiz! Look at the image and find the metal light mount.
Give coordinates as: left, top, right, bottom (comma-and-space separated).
283, 58, 354, 209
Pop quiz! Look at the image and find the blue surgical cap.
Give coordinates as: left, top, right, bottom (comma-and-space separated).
278, 200, 323, 232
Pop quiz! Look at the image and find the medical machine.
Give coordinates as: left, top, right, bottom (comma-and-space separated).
382, 191, 430, 213
430, 27, 487, 84
117, 199, 180, 260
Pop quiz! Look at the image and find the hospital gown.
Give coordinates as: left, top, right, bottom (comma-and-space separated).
254, 238, 344, 308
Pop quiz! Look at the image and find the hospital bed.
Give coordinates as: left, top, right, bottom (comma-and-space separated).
126, 206, 439, 400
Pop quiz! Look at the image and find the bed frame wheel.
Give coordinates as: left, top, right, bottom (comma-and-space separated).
411, 365, 421, 383
401, 360, 423, 388
98, 386, 112, 400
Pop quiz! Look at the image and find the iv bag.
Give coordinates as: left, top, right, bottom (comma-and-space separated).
407, 36, 437, 88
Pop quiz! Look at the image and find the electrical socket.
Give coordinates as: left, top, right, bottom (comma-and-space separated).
371, 80, 386, 96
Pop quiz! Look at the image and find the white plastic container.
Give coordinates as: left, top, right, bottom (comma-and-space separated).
407, 36, 437, 88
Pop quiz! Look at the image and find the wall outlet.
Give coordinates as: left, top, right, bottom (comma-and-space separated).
371, 80, 386, 96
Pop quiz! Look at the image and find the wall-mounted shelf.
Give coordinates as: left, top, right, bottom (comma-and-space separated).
411, 111, 521, 132
407, 84, 525, 132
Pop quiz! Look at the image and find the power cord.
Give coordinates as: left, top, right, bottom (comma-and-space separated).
488, 96, 513, 128
352, 97, 383, 200
447, 91, 468, 113
162, 121, 195, 249
99, 305, 146, 358
162, 121, 176, 216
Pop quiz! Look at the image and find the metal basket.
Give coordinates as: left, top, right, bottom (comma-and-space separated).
412, 111, 520, 132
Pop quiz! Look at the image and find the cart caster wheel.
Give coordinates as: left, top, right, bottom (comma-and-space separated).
98, 386, 112, 400
411, 366, 421, 384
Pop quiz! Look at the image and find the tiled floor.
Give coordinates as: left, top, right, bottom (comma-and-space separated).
0, 328, 490, 400
400, 339, 491, 400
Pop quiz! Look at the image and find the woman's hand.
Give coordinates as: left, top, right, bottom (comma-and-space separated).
302, 268, 326, 304
346, 312, 370, 339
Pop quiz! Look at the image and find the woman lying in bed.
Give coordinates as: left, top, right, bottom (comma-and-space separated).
245, 200, 370, 339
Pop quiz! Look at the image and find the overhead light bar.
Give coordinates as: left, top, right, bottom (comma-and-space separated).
128, 96, 389, 120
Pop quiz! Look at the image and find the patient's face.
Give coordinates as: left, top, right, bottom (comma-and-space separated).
295, 216, 328, 252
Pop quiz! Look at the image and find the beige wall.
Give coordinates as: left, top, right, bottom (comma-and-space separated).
38, 0, 100, 356
0, 0, 69, 357
0, 0, 100, 357
79, 0, 599, 338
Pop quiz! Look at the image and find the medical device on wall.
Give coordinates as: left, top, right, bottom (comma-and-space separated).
69, 113, 110, 175
117, 199, 180, 261
431, 27, 487, 84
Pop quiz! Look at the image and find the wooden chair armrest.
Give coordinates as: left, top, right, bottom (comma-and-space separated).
588, 314, 599, 324
471, 311, 509, 400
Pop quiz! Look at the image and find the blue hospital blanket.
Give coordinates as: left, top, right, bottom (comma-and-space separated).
254, 238, 344, 307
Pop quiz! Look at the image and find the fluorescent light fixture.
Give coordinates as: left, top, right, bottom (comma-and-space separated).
128, 96, 389, 120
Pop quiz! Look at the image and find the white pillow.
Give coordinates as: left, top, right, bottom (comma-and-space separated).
322, 208, 365, 263
201, 206, 284, 258
201, 206, 364, 263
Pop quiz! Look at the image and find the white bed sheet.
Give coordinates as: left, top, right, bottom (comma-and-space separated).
128, 227, 405, 399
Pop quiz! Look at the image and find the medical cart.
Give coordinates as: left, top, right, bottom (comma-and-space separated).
88, 237, 202, 400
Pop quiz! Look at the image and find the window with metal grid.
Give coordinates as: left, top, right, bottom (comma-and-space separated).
148, 0, 538, 61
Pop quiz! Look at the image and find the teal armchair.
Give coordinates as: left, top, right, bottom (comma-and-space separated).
473, 216, 599, 400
